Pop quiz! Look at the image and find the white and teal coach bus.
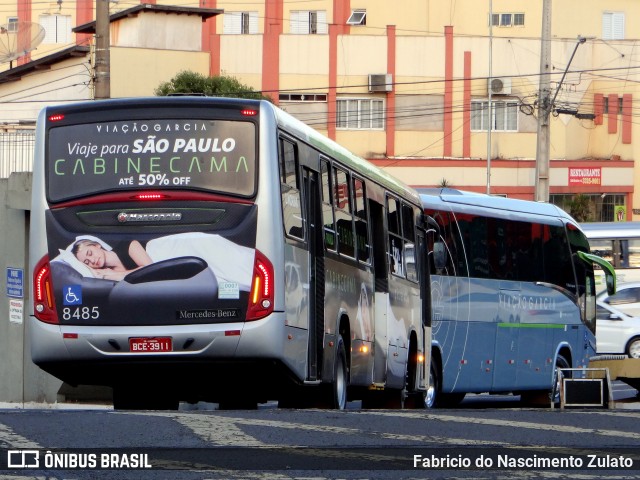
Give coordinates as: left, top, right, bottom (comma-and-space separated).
419, 189, 615, 407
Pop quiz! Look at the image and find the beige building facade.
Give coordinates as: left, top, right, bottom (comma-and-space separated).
0, 0, 639, 221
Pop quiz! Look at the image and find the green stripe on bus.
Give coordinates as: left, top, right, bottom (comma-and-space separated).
497, 323, 566, 329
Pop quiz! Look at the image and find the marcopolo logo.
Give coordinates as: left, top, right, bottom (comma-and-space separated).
117, 212, 182, 223
7, 450, 39, 468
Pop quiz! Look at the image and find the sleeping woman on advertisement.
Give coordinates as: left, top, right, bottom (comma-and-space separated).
61, 233, 254, 291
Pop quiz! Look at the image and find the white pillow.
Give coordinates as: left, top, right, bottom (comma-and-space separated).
52, 249, 98, 278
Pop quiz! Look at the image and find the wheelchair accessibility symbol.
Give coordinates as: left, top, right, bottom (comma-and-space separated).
63, 285, 82, 305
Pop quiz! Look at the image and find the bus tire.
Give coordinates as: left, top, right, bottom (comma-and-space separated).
626, 336, 640, 359
551, 354, 571, 405
424, 357, 440, 409
522, 353, 571, 407
325, 334, 348, 410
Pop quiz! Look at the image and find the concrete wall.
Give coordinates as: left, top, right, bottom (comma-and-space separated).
0, 173, 58, 402
0, 173, 102, 403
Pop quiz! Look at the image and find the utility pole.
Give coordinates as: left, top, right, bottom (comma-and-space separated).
486, 0, 493, 195
94, 0, 110, 99
534, 0, 551, 202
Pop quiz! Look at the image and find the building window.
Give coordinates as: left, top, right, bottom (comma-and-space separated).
471, 100, 518, 132
491, 13, 525, 27
603, 97, 623, 114
39, 14, 71, 44
603, 12, 625, 40
550, 193, 626, 223
336, 98, 384, 130
7, 17, 18, 32
279, 93, 327, 102
223, 11, 258, 34
347, 9, 366, 26
290, 10, 328, 34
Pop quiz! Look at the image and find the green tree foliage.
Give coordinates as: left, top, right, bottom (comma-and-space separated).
567, 193, 591, 222
155, 71, 272, 101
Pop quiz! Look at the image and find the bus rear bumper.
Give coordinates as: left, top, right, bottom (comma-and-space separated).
29, 312, 304, 393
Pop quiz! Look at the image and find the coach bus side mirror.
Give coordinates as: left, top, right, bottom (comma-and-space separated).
433, 241, 447, 271
577, 251, 616, 296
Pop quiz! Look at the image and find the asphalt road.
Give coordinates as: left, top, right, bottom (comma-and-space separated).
0, 383, 638, 480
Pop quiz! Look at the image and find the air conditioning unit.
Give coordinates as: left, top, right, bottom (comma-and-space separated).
368, 74, 393, 92
488, 77, 512, 95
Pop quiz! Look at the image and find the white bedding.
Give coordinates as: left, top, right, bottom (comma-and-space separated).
53, 233, 255, 290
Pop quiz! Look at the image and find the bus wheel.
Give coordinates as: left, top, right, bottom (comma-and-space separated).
627, 337, 640, 359
522, 354, 571, 407
424, 358, 440, 409
324, 335, 348, 409
550, 354, 571, 406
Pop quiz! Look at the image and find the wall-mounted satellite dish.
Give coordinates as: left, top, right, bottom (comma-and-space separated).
0, 22, 46, 66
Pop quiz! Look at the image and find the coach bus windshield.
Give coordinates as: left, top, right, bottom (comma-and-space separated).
46, 119, 256, 202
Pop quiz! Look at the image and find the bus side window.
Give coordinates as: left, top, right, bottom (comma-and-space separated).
321, 159, 336, 251
353, 177, 371, 264
387, 196, 404, 277
403, 203, 418, 282
279, 138, 304, 240
450, 213, 469, 277
334, 167, 355, 258
543, 225, 575, 291
426, 210, 459, 276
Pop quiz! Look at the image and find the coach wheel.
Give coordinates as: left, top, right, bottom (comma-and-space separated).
552, 354, 571, 404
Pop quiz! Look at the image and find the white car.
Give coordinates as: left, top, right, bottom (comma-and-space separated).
596, 299, 640, 358
597, 282, 640, 317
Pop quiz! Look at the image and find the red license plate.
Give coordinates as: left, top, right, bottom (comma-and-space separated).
129, 337, 172, 353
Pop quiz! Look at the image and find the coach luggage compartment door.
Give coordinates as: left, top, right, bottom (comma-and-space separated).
492, 281, 520, 391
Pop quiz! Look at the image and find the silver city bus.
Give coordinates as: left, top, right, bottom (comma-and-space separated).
30, 97, 431, 410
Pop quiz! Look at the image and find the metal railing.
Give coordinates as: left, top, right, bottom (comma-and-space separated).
0, 132, 35, 178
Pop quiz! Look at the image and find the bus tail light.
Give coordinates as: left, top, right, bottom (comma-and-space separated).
246, 249, 274, 321
34, 255, 59, 324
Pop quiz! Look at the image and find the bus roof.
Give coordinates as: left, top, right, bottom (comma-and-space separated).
268, 102, 421, 206
580, 221, 640, 239
418, 188, 576, 222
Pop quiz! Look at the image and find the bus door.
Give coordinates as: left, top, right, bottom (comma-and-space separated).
370, 200, 389, 385
301, 167, 324, 381
415, 223, 430, 390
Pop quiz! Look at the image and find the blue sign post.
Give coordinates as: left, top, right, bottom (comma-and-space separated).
6, 268, 24, 298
